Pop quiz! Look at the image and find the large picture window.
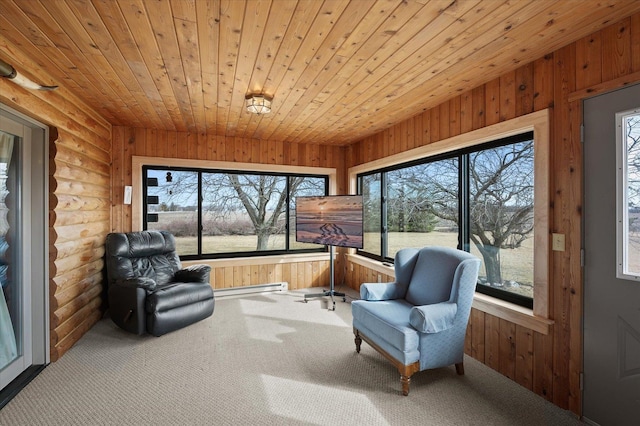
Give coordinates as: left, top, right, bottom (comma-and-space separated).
143, 166, 328, 259
357, 133, 535, 308
617, 108, 640, 280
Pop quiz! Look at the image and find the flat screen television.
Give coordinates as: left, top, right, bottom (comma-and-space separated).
295, 195, 364, 249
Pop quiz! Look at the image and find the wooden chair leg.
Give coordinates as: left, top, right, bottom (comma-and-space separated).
455, 362, 464, 375
400, 374, 411, 396
354, 328, 419, 395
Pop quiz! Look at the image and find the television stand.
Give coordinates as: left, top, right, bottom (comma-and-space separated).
303, 246, 345, 310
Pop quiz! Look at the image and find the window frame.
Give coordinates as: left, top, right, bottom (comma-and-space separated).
616, 107, 640, 281
356, 133, 535, 308
348, 109, 550, 318
132, 156, 337, 260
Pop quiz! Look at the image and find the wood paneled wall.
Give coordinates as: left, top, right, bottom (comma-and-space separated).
1, 7, 638, 417
344, 13, 640, 415
111, 126, 346, 290
0, 48, 111, 361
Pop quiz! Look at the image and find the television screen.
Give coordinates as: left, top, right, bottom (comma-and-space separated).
295, 195, 363, 249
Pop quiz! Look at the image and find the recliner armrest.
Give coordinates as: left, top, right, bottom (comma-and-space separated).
409, 302, 457, 334
360, 282, 405, 301
174, 264, 211, 284
114, 277, 157, 291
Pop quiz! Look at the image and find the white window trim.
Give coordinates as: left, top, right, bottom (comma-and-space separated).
347, 109, 552, 326
616, 107, 640, 281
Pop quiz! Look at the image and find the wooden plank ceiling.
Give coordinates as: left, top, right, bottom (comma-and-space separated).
1, 0, 639, 146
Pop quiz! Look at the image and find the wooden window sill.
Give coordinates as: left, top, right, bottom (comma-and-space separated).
472, 293, 553, 335
347, 253, 394, 275
182, 252, 330, 268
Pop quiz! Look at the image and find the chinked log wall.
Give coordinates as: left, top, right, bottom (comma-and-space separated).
344, 14, 640, 415
0, 56, 111, 361
111, 127, 346, 291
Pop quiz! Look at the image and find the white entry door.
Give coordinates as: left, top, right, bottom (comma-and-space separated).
583, 83, 640, 425
0, 106, 48, 393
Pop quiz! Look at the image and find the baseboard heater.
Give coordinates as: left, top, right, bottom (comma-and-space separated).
213, 282, 288, 297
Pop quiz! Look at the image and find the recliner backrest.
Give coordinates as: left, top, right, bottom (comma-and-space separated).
105, 231, 182, 287
404, 246, 475, 306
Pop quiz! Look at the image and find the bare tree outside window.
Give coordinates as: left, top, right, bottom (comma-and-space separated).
361, 173, 382, 256
203, 173, 288, 251
146, 170, 199, 255
468, 141, 534, 290
627, 115, 640, 204
386, 160, 459, 258
623, 113, 640, 276
145, 168, 326, 255
359, 137, 535, 301
420, 141, 534, 292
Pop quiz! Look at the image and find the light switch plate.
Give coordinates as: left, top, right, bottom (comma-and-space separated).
552, 233, 565, 251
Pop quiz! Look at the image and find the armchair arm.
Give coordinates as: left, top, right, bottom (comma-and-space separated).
409, 302, 457, 334
114, 277, 157, 291
360, 282, 406, 301
174, 264, 211, 283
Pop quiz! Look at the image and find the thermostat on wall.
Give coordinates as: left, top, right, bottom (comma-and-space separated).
124, 186, 132, 205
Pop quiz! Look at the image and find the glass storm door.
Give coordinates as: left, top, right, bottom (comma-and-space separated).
0, 108, 48, 391
0, 123, 27, 387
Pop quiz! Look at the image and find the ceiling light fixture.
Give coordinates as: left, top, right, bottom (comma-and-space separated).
245, 94, 272, 114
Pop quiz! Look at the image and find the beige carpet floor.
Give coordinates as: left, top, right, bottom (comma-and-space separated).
0, 289, 583, 425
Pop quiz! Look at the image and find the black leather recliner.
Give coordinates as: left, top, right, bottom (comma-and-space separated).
105, 230, 215, 336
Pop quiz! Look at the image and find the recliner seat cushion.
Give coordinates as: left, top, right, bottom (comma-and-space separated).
352, 299, 418, 354
146, 282, 214, 313
147, 298, 214, 337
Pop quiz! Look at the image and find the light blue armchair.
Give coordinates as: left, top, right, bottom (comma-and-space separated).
352, 246, 481, 395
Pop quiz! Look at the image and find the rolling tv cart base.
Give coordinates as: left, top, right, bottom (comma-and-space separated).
303, 246, 346, 310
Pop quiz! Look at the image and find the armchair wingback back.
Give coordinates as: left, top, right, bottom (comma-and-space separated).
352, 246, 481, 395
105, 231, 215, 336
403, 247, 472, 306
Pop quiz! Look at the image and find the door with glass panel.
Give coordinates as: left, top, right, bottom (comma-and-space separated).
0, 108, 48, 391
0, 124, 20, 382
583, 84, 640, 425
